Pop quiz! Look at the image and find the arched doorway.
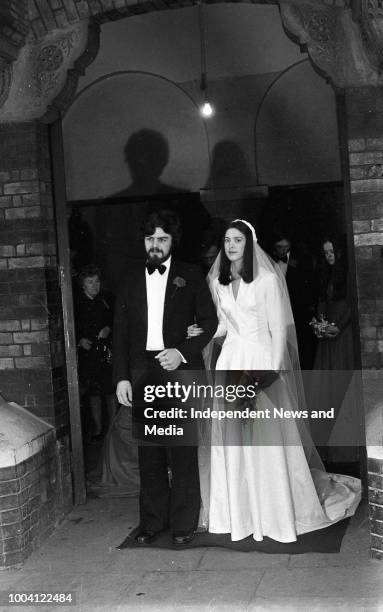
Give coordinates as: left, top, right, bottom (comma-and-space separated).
54, 1, 367, 506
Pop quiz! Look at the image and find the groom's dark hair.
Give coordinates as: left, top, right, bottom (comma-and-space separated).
142, 209, 182, 245
219, 220, 254, 285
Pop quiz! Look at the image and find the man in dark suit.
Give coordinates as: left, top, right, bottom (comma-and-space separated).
271, 228, 317, 370
113, 209, 217, 546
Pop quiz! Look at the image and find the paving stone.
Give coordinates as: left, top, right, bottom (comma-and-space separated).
0, 567, 22, 589
69, 571, 144, 609
111, 548, 204, 572
198, 548, 289, 570
255, 566, 383, 599
8, 570, 80, 592
0, 497, 379, 611
123, 569, 263, 608
248, 597, 383, 611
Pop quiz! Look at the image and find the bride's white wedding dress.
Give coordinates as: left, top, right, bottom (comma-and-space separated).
200, 271, 361, 542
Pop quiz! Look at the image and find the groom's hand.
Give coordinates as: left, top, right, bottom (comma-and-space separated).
156, 348, 182, 371
116, 380, 132, 406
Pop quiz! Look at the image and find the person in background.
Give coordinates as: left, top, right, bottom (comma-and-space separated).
310, 236, 359, 468
75, 264, 116, 443
199, 218, 226, 275
270, 227, 317, 370
313, 237, 353, 368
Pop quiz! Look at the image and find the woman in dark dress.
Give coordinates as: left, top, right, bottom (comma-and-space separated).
310, 238, 360, 465
75, 265, 116, 440
313, 238, 354, 370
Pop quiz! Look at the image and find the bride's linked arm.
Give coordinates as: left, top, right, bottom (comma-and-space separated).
174, 267, 218, 363
187, 279, 226, 342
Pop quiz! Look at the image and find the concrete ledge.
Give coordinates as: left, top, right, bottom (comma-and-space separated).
0, 395, 72, 567
0, 395, 54, 469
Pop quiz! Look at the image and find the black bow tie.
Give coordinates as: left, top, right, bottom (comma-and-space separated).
146, 262, 166, 275
277, 256, 288, 264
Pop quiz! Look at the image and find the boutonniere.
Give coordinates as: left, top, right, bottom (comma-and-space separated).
171, 276, 186, 298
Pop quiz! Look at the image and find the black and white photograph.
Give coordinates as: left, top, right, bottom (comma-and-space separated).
0, 1, 382, 610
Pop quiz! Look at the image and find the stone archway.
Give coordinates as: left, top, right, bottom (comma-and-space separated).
0, 1, 381, 122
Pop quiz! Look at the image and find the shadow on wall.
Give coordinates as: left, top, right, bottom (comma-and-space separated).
93, 129, 210, 290
206, 140, 254, 190
202, 139, 266, 240
112, 129, 186, 198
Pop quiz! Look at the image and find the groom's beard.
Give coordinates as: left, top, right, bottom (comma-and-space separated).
147, 249, 171, 266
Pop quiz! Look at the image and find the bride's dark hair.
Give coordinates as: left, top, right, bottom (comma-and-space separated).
219, 220, 254, 285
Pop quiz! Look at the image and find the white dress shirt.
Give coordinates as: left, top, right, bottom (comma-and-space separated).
276, 251, 290, 277
145, 256, 171, 350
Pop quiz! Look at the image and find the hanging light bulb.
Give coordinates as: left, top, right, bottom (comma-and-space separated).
198, 1, 214, 119
200, 100, 214, 118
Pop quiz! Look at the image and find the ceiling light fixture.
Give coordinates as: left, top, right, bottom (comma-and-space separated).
198, 1, 214, 118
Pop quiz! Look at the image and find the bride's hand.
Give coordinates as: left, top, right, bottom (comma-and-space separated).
248, 370, 279, 390
187, 323, 204, 339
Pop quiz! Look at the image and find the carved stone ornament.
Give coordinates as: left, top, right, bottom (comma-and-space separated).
366, 0, 383, 17
280, 1, 345, 85
37, 45, 64, 73
280, 0, 383, 88
358, 0, 383, 71
43, 21, 100, 123
33, 33, 76, 101
307, 12, 335, 43
0, 21, 90, 122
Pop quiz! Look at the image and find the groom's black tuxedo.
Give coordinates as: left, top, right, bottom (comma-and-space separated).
113, 259, 217, 381
113, 258, 217, 536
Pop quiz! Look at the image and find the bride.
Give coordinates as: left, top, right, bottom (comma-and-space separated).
192, 219, 361, 543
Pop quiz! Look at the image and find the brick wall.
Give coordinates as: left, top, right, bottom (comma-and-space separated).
349, 137, 383, 369
0, 1, 28, 59
27, 0, 192, 38
0, 122, 68, 434
24, 0, 352, 40
368, 457, 383, 560
0, 121, 73, 567
346, 87, 383, 559
0, 436, 72, 567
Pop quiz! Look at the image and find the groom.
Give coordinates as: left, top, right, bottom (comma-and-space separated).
113, 209, 217, 545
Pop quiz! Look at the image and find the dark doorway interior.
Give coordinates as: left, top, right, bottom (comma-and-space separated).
69, 192, 209, 293
67, 182, 364, 481
261, 182, 346, 251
